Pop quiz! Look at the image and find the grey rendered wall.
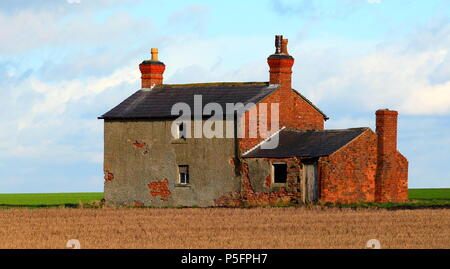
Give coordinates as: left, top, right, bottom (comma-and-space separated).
103, 119, 240, 207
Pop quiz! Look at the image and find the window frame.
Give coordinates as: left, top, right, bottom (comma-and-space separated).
272, 162, 287, 184
178, 165, 189, 185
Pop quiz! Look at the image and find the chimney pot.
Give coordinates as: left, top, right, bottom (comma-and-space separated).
281, 39, 289, 55
139, 48, 165, 88
151, 48, 158, 61
275, 35, 283, 54
268, 35, 294, 89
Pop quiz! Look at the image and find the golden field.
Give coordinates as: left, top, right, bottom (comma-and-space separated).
0, 207, 448, 249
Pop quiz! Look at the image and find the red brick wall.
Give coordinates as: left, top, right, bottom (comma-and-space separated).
395, 152, 409, 201
319, 129, 377, 203
224, 125, 407, 205
238, 89, 325, 152
375, 151, 408, 203
265, 88, 325, 130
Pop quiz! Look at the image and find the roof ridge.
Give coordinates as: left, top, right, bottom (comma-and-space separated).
246, 84, 280, 104
283, 127, 369, 133
242, 127, 370, 159
156, 82, 269, 88
291, 89, 329, 120
99, 82, 277, 119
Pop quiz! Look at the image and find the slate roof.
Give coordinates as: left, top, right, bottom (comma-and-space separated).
242, 127, 368, 158
99, 82, 328, 120
99, 82, 277, 119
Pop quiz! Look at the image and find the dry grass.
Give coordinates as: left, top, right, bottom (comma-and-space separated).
0, 207, 449, 249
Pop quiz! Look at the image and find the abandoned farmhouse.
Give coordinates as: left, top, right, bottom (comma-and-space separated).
99, 35, 408, 207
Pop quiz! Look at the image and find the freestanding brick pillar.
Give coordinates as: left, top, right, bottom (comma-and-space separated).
139, 48, 166, 88
375, 109, 408, 202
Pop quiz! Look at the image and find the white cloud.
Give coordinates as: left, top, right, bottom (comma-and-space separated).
159, 34, 269, 84
292, 20, 450, 116
0, 60, 139, 167
0, 8, 152, 53
28, 63, 139, 117
367, 0, 381, 4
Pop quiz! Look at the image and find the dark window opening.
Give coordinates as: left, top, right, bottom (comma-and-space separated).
273, 163, 287, 183
179, 165, 189, 184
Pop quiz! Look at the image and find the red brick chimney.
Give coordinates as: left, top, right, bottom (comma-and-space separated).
375, 109, 407, 202
139, 48, 165, 88
267, 35, 294, 91
376, 109, 398, 156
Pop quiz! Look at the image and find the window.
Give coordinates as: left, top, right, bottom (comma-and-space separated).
178, 122, 186, 139
178, 165, 189, 184
272, 163, 287, 183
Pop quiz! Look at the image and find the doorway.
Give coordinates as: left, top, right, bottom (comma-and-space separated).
303, 161, 319, 203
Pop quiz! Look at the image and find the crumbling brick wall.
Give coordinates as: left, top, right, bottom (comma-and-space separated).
215, 158, 303, 206
319, 129, 377, 203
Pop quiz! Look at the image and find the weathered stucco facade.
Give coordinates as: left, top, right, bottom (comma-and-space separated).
103, 120, 240, 207
100, 35, 408, 206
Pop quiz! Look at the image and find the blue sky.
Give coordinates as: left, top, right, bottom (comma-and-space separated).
0, 0, 449, 193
